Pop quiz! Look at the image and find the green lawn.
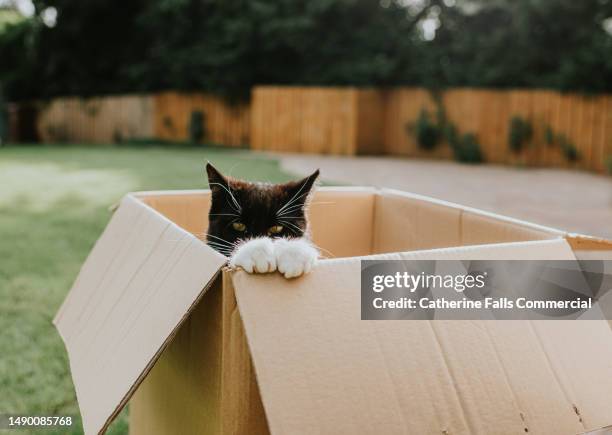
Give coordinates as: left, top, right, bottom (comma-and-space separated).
0, 145, 299, 434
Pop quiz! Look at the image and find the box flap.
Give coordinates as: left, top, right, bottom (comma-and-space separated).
232, 239, 612, 434
373, 189, 565, 254
53, 194, 227, 435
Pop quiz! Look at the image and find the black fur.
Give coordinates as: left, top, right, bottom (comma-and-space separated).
205, 163, 319, 255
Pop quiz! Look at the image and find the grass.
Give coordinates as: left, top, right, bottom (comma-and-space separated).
0, 144, 299, 434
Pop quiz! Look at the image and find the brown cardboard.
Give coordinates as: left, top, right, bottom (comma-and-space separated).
129, 269, 268, 435
53, 194, 226, 435
54, 187, 612, 435
231, 240, 587, 435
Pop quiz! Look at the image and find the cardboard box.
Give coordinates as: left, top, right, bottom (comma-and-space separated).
53, 187, 612, 435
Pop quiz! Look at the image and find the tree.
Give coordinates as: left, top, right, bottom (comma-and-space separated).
0, 0, 610, 101
419, 0, 612, 92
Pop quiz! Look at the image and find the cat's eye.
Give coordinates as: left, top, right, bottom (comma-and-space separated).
232, 222, 246, 232
268, 225, 283, 234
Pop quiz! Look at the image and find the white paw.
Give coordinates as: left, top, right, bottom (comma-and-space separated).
230, 238, 276, 274
274, 238, 319, 279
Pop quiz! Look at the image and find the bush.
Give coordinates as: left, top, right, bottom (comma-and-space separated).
508, 116, 533, 152
188, 110, 206, 143
411, 95, 484, 164
558, 134, 579, 162
545, 126, 580, 163
606, 156, 612, 175
412, 109, 441, 150
545, 125, 555, 146
444, 123, 458, 147
451, 132, 484, 164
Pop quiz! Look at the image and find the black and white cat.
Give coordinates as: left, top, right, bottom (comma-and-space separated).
205, 163, 319, 278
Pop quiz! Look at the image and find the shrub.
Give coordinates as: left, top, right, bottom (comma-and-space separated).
508, 116, 533, 152
451, 133, 484, 164
412, 109, 441, 150
444, 123, 458, 147
545, 125, 555, 146
46, 124, 69, 142
188, 110, 206, 143
606, 156, 612, 175
558, 134, 579, 162
411, 94, 484, 163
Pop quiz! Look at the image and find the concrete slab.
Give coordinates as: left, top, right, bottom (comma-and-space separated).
278, 154, 612, 239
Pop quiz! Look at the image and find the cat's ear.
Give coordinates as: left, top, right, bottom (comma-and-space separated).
206, 162, 229, 195
285, 169, 320, 207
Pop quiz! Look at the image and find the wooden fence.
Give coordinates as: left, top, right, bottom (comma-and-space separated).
9, 87, 612, 173
26, 92, 249, 146
250, 87, 356, 154
382, 88, 612, 172
154, 92, 249, 147
37, 95, 154, 143
251, 86, 611, 172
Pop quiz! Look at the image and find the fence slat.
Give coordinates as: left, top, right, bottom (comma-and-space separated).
14, 87, 612, 173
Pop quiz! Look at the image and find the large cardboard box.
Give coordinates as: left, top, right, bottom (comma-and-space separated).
54, 187, 612, 435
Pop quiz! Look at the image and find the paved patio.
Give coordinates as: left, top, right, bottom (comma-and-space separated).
278, 155, 612, 239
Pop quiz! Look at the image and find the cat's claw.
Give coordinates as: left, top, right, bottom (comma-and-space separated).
274, 238, 319, 279
230, 238, 276, 273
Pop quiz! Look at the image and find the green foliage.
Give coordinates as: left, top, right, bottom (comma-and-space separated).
412, 109, 441, 150
606, 156, 612, 175
545, 125, 556, 146
508, 116, 533, 152
0, 8, 25, 32
0, 0, 420, 101
444, 123, 459, 149
546, 125, 581, 163
426, 0, 612, 93
188, 110, 206, 144
558, 134, 580, 162
411, 95, 485, 163
450, 132, 484, 164
1, 1, 612, 101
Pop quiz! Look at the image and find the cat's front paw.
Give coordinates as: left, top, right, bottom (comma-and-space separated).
230, 238, 277, 274
274, 238, 318, 279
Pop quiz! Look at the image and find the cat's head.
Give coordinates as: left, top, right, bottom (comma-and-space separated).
205, 163, 319, 255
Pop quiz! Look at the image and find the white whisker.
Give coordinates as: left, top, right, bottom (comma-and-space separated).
276, 178, 312, 215
277, 204, 305, 215
227, 162, 241, 179
276, 191, 320, 216
209, 213, 241, 217
206, 240, 235, 250
279, 219, 304, 233
209, 182, 242, 212
275, 215, 303, 220
306, 201, 336, 206
206, 234, 236, 247
207, 241, 234, 249
207, 242, 234, 250
277, 191, 310, 215
315, 245, 335, 259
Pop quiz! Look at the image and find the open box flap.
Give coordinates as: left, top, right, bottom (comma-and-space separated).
53, 194, 227, 435
232, 239, 612, 434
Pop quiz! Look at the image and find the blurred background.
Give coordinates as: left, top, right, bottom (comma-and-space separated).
0, 0, 611, 433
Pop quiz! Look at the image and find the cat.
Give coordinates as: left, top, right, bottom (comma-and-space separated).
205, 163, 320, 278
